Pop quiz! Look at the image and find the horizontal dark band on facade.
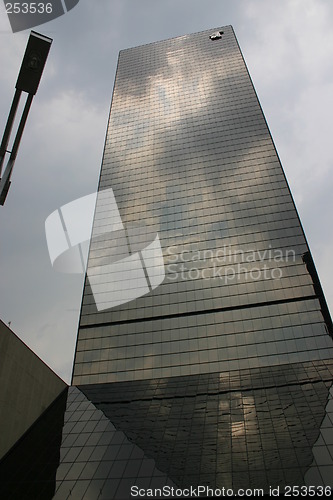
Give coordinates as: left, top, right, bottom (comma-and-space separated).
79, 294, 318, 330
78, 359, 333, 406
81, 378, 333, 407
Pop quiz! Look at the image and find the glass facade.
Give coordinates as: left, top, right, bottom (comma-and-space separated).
73, 26, 333, 386
1, 26, 332, 499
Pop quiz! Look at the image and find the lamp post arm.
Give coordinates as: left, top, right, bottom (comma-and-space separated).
0, 89, 22, 176
0, 93, 34, 205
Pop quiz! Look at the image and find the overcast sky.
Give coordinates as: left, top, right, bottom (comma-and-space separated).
0, 0, 332, 384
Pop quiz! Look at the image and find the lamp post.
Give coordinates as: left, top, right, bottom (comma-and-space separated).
0, 31, 52, 205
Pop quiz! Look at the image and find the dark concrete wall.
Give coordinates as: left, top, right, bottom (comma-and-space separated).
0, 320, 66, 458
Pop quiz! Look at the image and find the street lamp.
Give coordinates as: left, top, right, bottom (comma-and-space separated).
0, 31, 52, 205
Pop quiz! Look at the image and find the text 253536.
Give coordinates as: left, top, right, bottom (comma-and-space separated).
5, 3, 53, 14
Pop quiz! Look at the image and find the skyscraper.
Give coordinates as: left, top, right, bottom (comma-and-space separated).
1, 25, 333, 499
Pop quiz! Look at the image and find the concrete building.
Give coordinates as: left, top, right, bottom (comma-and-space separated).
0, 319, 66, 459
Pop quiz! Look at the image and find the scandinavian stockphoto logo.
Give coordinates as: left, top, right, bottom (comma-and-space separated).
45, 188, 165, 311
165, 245, 296, 283
3, 0, 80, 33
